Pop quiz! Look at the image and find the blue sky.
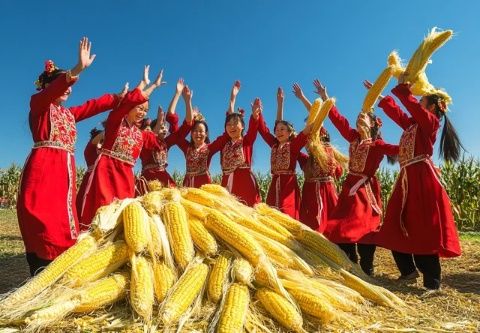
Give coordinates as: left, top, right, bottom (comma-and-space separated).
0, 1, 479, 175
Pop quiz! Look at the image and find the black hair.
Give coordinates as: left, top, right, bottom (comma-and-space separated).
224, 113, 245, 136
425, 95, 464, 162
368, 113, 381, 140
320, 129, 331, 143
89, 127, 103, 140
190, 120, 210, 145
37, 68, 65, 90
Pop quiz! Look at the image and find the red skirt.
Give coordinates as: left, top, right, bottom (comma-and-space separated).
324, 174, 382, 244
300, 179, 339, 232
17, 148, 79, 260
374, 161, 461, 257
221, 168, 261, 207
183, 173, 211, 188
141, 167, 176, 188
80, 155, 135, 228
266, 174, 301, 219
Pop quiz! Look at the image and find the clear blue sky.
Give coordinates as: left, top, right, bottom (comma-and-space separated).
1, 1, 479, 175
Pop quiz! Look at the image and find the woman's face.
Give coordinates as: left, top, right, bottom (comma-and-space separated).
157, 123, 169, 140
127, 102, 148, 127
54, 86, 72, 104
420, 96, 436, 114
192, 123, 207, 146
225, 118, 244, 140
275, 123, 291, 143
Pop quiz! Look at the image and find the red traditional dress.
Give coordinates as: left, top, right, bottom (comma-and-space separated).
258, 117, 308, 219
220, 115, 261, 206
177, 132, 230, 188
139, 113, 187, 187
75, 140, 101, 217
374, 84, 461, 257
298, 147, 342, 232
80, 88, 160, 227
323, 106, 399, 244
17, 73, 119, 260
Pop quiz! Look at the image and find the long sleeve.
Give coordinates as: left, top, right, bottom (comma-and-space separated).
328, 106, 359, 142
142, 130, 161, 150
70, 93, 120, 122
30, 73, 77, 115
165, 120, 192, 148
257, 114, 278, 148
166, 112, 180, 133
290, 131, 308, 153
243, 115, 259, 146
375, 139, 400, 156
378, 95, 413, 130
392, 84, 439, 135
208, 132, 230, 156
297, 151, 309, 171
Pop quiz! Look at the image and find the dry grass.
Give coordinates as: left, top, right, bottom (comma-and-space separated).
0, 209, 479, 332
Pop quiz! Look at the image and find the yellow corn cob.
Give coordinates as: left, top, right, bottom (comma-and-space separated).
123, 201, 150, 253
130, 255, 154, 321
142, 191, 164, 215
296, 229, 352, 270
182, 187, 218, 207
362, 66, 393, 113
62, 240, 129, 288
188, 217, 218, 256
231, 258, 253, 285
204, 210, 265, 266
216, 283, 250, 333
405, 28, 453, 85
153, 262, 177, 302
149, 217, 163, 258
255, 203, 304, 235
339, 269, 398, 308
307, 98, 322, 129
162, 262, 209, 325
74, 272, 129, 313
287, 286, 336, 323
147, 179, 163, 191
256, 288, 305, 333
256, 215, 292, 238
207, 253, 231, 303
180, 198, 208, 220
161, 201, 195, 270
200, 183, 231, 197
0, 235, 97, 312
311, 98, 334, 136
25, 300, 79, 329
388, 50, 405, 78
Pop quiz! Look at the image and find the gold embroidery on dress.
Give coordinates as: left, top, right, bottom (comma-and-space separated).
221, 140, 248, 174
399, 124, 417, 165
110, 119, 143, 164
348, 139, 370, 173
48, 104, 77, 152
271, 142, 291, 174
186, 145, 209, 174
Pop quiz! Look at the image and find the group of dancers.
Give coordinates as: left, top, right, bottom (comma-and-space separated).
17, 37, 462, 291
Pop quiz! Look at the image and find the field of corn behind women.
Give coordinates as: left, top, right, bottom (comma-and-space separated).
1, 156, 479, 231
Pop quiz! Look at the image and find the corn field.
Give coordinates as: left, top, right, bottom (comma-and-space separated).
1, 156, 479, 231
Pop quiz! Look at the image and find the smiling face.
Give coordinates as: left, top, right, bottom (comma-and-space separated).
225, 115, 244, 140
127, 102, 149, 127
54, 86, 72, 104
191, 122, 208, 147
274, 121, 293, 144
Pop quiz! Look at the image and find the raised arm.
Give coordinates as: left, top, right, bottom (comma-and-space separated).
165, 119, 192, 148
292, 83, 312, 112
328, 106, 359, 142
375, 139, 400, 157
243, 109, 260, 146
276, 87, 284, 121
182, 85, 194, 124
255, 98, 278, 148
227, 80, 241, 115
392, 83, 439, 134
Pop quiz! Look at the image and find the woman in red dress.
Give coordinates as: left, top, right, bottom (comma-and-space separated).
80, 67, 166, 227
138, 78, 192, 191
176, 89, 230, 188
17, 38, 121, 275
316, 80, 399, 276
292, 83, 346, 232
369, 77, 462, 289
76, 126, 104, 216
258, 88, 312, 219
220, 81, 261, 206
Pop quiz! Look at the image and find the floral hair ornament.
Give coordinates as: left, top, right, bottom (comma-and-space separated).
235, 107, 245, 117
34, 59, 60, 90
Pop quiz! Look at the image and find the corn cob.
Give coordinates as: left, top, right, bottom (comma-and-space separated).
147, 179, 163, 191
25, 300, 79, 329
130, 255, 154, 321
188, 217, 218, 256
182, 187, 218, 207
388, 50, 405, 78
180, 198, 208, 220
74, 272, 129, 313
200, 183, 231, 197
161, 201, 195, 270
91, 198, 135, 238
123, 201, 151, 253
287, 286, 337, 323
207, 253, 231, 303
149, 216, 163, 258
256, 215, 292, 238
255, 203, 304, 235
162, 261, 209, 325
256, 288, 305, 333
216, 283, 250, 333
362, 66, 393, 113
141, 191, 164, 215
231, 258, 254, 285
62, 240, 129, 288
0, 235, 97, 312
153, 262, 177, 302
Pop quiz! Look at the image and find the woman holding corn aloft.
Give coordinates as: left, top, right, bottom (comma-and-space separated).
317, 80, 399, 276
367, 75, 462, 289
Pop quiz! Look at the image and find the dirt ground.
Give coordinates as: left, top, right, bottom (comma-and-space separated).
0, 209, 479, 332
